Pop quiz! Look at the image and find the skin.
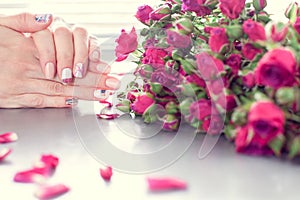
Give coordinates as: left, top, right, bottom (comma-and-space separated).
0, 14, 120, 108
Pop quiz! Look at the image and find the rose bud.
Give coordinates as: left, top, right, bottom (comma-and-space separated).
179, 98, 194, 115
162, 114, 180, 131
138, 64, 154, 79
270, 23, 288, 42
142, 104, 159, 124
166, 30, 191, 48
174, 17, 194, 35
275, 87, 295, 105
243, 19, 266, 41
202, 115, 224, 135
226, 24, 243, 40
242, 72, 256, 88
149, 4, 172, 21
293, 17, 300, 36
231, 107, 248, 126
208, 27, 229, 53
219, 0, 246, 19
135, 5, 153, 25
131, 93, 155, 115
255, 48, 296, 89
165, 101, 179, 114
253, 0, 267, 11
116, 99, 131, 113
285, 2, 299, 22
242, 43, 263, 61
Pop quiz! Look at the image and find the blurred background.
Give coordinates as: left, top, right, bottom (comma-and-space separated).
0, 0, 297, 37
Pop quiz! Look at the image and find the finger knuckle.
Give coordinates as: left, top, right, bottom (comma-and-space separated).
29, 95, 44, 107
49, 82, 64, 95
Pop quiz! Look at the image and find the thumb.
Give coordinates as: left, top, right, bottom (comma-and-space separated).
0, 12, 52, 33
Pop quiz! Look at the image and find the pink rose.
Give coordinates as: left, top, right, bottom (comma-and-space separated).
208, 27, 229, 53
142, 47, 168, 69
271, 24, 288, 42
242, 19, 266, 41
185, 74, 206, 88
202, 115, 223, 135
255, 48, 296, 89
242, 72, 256, 88
149, 4, 171, 21
131, 94, 155, 115
225, 54, 241, 75
242, 43, 263, 60
182, 0, 211, 16
115, 27, 138, 62
195, 52, 224, 80
216, 94, 237, 111
151, 69, 181, 89
219, 0, 246, 19
166, 30, 191, 48
135, 5, 153, 24
235, 101, 285, 155
293, 17, 300, 36
189, 99, 218, 121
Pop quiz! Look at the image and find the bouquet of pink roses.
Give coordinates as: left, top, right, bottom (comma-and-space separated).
113, 0, 300, 158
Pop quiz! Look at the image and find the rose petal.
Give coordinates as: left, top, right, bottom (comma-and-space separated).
13, 169, 46, 183
100, 166, 113, 181
0, 132, 18, 143
39, 154, 59, 169
147, 177, 187, 191
96, 114, 120, 120
35, 184, 70, 200
0, 148, 12, 162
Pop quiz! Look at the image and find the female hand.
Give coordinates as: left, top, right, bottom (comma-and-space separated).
0, 17, 120, 108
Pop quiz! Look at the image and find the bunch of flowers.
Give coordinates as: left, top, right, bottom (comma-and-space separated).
114, 0, 300, 158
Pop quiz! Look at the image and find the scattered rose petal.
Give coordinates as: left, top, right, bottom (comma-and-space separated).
100, 166, 113, 181
96, 114, 120, 120
0, 148, 12, 162
0, 132, 18, 143
14, 154, 59, 183
147, 177, 187, 191
35, 184, 70, 200
13, 169, 46, 183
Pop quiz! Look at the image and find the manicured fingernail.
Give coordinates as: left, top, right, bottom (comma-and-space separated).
62, 68, 72, 83
94, 90, 109, 99
35, 14, 52, 23
105, 78, 120, 89
91, 50, 100, 61
65, 98, 78, 106
97, 63, 110, 73
45, 62, 55, 79
74, 63, 84, 78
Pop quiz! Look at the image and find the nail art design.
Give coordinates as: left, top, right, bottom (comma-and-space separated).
62, 68, 73, 83
65, 98, 78, 105
35, 14, 52, 23
74, 63, 84, 78
94, 90, 109, 99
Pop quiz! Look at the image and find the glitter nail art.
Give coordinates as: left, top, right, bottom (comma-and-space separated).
74, 63, 84, 78
35, 14, 52, 23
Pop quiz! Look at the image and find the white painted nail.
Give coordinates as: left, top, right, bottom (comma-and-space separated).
62, 68, 72, 83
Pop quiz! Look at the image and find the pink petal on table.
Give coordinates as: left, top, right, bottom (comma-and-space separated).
13, 169, 46, 183
96, 113, 120, 120
35, 184, 70, 200
100, 166, 113, 181
0, 132, 18, 143
147, 177, 187, 191
0, 148, 12, 162
39, 154, 59, 169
